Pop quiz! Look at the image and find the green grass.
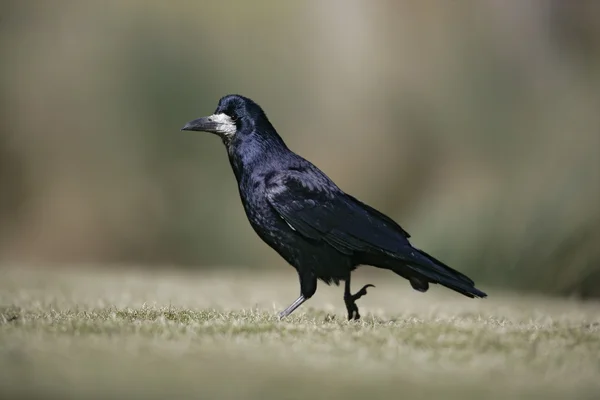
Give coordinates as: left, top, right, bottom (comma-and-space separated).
1, 266, 599, 399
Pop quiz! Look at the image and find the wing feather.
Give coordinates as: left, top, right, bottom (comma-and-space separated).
265, 171, 410, 257
264, 169, 486, 297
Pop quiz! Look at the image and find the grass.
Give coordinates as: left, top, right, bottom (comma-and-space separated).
1, 265, 599, 399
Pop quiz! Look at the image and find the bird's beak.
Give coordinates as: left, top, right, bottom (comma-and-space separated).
181, 113, 237, 138
181, 116, 219, 133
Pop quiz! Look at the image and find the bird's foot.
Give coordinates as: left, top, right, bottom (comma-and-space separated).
344, 284, 375, 321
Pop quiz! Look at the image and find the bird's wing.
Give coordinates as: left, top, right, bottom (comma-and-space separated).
265, 170, 410, 256
265, 169, 485, 296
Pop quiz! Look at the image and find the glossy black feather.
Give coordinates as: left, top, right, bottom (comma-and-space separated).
185, 94, 487, 318
265, 170, 486, 298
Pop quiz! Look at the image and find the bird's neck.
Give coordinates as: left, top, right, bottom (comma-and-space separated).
227, 129, 288, 183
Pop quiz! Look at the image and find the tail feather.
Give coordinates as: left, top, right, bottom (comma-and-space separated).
408, 248, 487, 298
361, 246, 487, 298
387, 248, 487, 298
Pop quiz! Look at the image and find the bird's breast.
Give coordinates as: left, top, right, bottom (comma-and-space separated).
237, 177, 295, 243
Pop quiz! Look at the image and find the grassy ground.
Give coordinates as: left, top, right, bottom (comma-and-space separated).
1, 265, 599, 399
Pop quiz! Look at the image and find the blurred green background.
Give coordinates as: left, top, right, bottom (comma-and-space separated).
1, 0, 599, 297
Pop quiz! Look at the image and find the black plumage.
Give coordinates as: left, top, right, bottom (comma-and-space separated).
182, 94, 487, 320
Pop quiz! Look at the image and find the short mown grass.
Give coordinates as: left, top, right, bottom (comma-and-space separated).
1, 265, 599, 399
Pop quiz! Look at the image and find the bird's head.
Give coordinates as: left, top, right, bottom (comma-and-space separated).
181, 94, 271, 144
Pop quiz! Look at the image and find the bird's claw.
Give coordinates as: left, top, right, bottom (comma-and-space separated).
344, 284, 375, 321
347, 304, 360, 321
352, 284, 375, 301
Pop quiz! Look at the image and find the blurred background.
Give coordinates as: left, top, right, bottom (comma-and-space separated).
1, 0, 599, 297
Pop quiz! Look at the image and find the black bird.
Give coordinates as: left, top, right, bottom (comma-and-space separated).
182, 95, 487, 320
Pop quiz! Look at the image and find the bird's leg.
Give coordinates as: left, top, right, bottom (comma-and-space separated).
278, 272, 317, 320
344, 277, 375, 321
278, 295, 307, 320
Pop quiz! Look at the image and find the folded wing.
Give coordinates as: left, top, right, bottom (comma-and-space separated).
265, 170, 486, 298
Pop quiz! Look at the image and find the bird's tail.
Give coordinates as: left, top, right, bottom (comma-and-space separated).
413, 248, 487, 298
371, 248, 487, 298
